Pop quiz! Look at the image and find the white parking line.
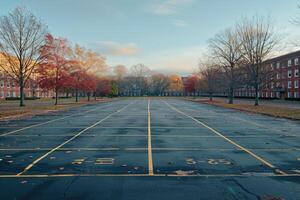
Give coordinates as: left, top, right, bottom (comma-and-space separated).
163, 100, 287, 175
16, 102, 133, 176
0, 102, 116, 137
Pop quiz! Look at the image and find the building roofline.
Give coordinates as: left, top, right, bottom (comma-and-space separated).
265, 49, 300, 63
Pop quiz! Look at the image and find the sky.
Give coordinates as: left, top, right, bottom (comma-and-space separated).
1, 0, 300, 75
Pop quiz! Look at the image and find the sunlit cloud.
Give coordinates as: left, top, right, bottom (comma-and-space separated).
92, 41, 139, 56
106, 45, 207, 75
148, 0, 193, 15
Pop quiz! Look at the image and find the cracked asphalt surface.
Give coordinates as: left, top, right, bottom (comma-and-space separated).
0, 98, 299, 200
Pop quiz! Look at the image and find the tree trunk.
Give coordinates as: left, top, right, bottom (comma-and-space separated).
87, 92, 90, 101
209, 92, 213, 101
55, 87, 58, 105
228, 86, 233, 104
75, 88, 78, 102
19, 80, 25, 107
94, 91, 97, 100
254, 82, 259, 106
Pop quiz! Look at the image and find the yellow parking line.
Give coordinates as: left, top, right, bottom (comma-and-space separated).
163, 100, 287, 175
16, 102, 133, 176
0, 173, 300, 178
0, 103, 114, 137
148, 98, 154, 176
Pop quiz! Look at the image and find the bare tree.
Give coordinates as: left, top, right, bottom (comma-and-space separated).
237, 16, 279, 106
113, 65, 127, 95
150, 73, 170, 96
209, 28, 244, 104
130, 64, 151, 96
0, 7, 47, 106
199, 59, 221, 101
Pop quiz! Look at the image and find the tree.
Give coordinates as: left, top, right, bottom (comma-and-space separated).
109, 81, 119, 97
130, 64, 151, 96
0, 7, 47, 106
150, 73, 170, 96
169, 74, 183, 94
185, 76, 199, 96
70, 44, 107, 102
237, 16, 279, 106
80, 73, 97, 101
199, 60, 221, 101
38, 34, 71, 105
113, 65, 127, 95
209, 28, 244, 104
96, 78, 111, 97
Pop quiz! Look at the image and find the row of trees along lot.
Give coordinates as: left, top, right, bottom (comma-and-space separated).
200, 16, 279, 106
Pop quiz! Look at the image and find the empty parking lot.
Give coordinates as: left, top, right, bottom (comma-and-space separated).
0, 98, 299, 199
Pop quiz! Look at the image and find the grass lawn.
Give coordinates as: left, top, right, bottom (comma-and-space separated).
188, 98, 300, 120
0, 97, 113, 120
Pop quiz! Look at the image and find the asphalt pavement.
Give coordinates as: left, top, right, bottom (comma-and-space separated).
0, 98, 299, 200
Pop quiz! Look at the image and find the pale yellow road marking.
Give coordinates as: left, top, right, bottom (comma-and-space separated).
0, 103, 115, 137
16, 102, 133, 176
148, 98, 154, 176
163, 100, 287, 175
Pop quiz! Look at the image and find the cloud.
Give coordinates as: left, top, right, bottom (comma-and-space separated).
172, 19, 188, 27
93, 41, 139, 56
106, 45, 207, 76
149, 0, 193, 15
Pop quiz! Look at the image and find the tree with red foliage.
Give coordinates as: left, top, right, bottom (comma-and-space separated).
96, 78, 111, 97
80, 73, 97, 101
185, 76, 199, 96
38, 34, 71, 105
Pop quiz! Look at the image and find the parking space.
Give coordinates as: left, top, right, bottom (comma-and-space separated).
0, 98, 299, 199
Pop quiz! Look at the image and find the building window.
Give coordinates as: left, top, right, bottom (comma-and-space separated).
6, 92, 10, 97
295, 80, 299, 88
288, 81, 292, 88
271, 82, 274, 89
288, 70, 292, 78
276, 73, 280, 79
288, 59, 292, 66
271, 63, 274, 70
6, 80, 10, 88
12, 92, 16, 97
288, 92, 292, 98
295, 58, 299, 65
0, 80, 3, 88
0, 90, 3, 98
295, 69, 299, 77
295, 92, 299, 98
276, 82, 280, 87
276, 62, 280, 69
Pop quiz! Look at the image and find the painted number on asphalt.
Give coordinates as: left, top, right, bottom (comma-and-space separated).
185, 158, 231, 165
72, 158, 114, 165
95, 158, 114, 165
207, 159, 231, 165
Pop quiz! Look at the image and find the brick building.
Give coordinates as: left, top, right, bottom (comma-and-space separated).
235, 50, 300, 99
0, 53, 54, 99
